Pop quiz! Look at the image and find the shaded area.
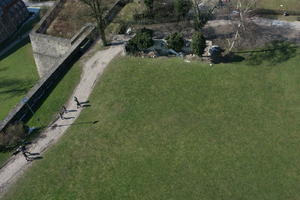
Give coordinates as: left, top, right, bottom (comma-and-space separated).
245, 41, 298, 65
0, 44, 38, 121
0, 79, 34, 99
0, 38, 30, 60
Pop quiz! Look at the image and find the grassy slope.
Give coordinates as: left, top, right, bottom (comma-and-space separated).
0, 44, 39, 120
0, 47, 82, 167
0, 62, 81, 166
0, 44, 38, 166
27, 62, 81, 128
4, 51, 300, 200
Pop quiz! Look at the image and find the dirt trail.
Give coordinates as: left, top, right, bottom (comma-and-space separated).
0, 45, 123, 197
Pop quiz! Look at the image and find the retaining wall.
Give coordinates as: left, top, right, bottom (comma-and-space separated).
0, 25, 96, 133
0, 0, 132, 133
30, 33, 71, 77
29, 0, 69, 77
104, 0, 132, 26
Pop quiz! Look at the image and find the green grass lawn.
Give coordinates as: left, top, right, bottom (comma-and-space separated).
257, 0, 300, 11
0, 44, 39, 120
0, 44, 38, 167
3, 49, 300, 199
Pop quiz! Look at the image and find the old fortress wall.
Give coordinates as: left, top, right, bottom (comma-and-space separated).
29, 0, 71, 78
0, 0, 132, 133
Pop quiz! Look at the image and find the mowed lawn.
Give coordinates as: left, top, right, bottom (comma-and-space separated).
4, 52, 300, 200
257, 0, 300, 11
0, 44, 39, 120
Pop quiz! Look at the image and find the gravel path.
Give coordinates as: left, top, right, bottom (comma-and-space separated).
0, 45, 123, 197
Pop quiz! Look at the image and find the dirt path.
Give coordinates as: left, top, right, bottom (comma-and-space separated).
0, 45, 123, 197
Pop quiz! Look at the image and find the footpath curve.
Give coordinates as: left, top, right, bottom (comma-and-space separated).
0, 45, 123, 197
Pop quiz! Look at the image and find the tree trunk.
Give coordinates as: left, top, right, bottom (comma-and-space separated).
98, 21, 107, 46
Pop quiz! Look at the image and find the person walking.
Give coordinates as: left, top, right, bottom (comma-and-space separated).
74, 96, 81, 108
15, 144, 30, 161
59, 111, 64, 120
62, 105, 68, 113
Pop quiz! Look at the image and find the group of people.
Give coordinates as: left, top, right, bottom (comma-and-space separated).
59, 96, 86, 120
13, 97, 90, 161
13, 97, 90, 162
13, 142, 40, 162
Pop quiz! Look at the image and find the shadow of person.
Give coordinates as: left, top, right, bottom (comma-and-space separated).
27, 155, 43, 161
28, 153, 40, 156
82, 104, 91, 108
67, 110, 77, 113
32, 156, 43, 160
80, 100, 90, 104
64, 117, 75, 120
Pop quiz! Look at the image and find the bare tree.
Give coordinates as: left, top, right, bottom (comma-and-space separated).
80, 0, 108, 46
226, 0, 257, 52
191, 0, 217, 31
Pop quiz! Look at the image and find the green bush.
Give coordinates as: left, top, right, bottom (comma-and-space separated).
192, 32, 206, 57
0, 123, 28, 151
125, 28, 154, 54
136, 27, 154, 37
166, 32, 184, 52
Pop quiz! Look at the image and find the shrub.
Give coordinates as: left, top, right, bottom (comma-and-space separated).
192, 32, 206, 57
125, 28, 154, 54
135, 32, 154, 50
166, 32, 184, 52
136, 27, 154, 37
0, 123, 28, 151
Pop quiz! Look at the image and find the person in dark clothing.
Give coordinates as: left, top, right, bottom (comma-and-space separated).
59, 111, 64, 120
22, 151, 30, 161
74, 96, 81, 108
62, 105, 68, 113
14, 144, 31, 161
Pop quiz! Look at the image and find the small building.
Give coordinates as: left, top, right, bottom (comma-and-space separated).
0, 0, 29, 45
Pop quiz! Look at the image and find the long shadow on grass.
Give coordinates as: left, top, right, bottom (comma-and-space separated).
24, 121, 98, 141
35, 120, 99, 131
0, 79, 34, 97
235, 41, 299, 65
0, 37, 30, 61
0, 88, 29, 98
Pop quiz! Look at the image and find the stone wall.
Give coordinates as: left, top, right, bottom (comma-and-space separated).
30, 33, 71, 77
35, 0, 67, 34
0, 0, 131, 132
0, 25, 96, 134
29, 0, 69, 78
30, 0, 132, 78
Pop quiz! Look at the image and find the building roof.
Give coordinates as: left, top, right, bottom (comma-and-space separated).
0, 0, 19, 17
